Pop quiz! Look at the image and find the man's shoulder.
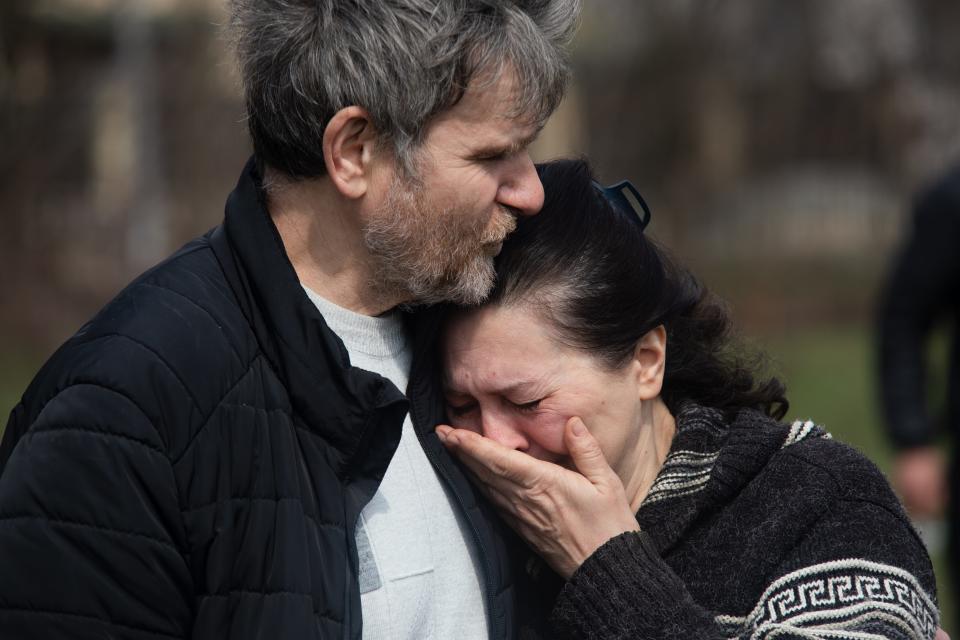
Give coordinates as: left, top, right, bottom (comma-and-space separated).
15, 234, 261, 446
87, 233, 253, 365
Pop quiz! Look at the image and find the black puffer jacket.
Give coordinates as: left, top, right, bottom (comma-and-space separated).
0, 159, 518, 639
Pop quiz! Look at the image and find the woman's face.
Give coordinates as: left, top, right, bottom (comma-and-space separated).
442, 304, 652, 479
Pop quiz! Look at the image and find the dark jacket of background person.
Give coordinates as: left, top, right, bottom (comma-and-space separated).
0, 159, 518, 639
878, 164, 960, 613
516, 404, 940, 639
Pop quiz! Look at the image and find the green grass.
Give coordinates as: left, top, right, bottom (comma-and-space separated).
761, 325, 956, 633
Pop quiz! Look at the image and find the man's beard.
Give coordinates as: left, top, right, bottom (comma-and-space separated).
363, 177, 516, 306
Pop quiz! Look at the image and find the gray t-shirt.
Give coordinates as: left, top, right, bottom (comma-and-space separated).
304, 287, 489, 640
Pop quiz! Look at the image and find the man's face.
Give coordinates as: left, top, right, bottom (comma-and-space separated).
363, 71, 545, 306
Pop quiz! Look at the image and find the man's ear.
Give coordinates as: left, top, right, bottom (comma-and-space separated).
632, 325, 667, 400
322, 106, 380, 199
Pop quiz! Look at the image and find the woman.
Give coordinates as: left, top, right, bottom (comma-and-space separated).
435, 159, 942, 639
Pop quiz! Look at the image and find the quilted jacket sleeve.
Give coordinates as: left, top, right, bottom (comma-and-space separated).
0, 382, 193, 639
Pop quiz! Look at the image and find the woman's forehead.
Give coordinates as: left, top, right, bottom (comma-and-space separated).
445, 305, 549, 356
443, 304, 579, 391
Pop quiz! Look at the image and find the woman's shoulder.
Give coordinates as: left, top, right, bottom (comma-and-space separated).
713, 410, 915, 530
727, 413, 928, 558
769, 420, 904, 510
758, 423, 938, 626
723, 413, 936, 594
662, 404, 916, 535
724, 411, 892, 493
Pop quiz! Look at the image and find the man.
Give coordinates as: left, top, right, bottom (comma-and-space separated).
878, 163, 960, 620
0, 1, 580, 637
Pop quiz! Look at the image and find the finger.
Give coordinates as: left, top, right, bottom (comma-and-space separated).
477, 486, 538, 537
452, 439, 542, 495
563, 417, 618, 486
452, 459, 501, 500
442, 428, 546, 489
465, 463, 555, 534
460, 471, 532, 537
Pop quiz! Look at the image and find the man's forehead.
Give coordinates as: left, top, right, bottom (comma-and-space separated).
421, 107, 540, 164
440, 66, 540, 127
435, 107, 542, 152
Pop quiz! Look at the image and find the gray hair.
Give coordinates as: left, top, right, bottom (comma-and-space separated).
227, 0, 581, 179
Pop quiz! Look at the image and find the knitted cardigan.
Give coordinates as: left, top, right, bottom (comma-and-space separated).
520, 404, 941, 639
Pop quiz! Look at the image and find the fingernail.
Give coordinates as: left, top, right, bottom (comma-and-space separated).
571, 419, 586, 437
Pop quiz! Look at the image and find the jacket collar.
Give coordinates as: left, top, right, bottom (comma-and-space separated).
210, 157, 409, 480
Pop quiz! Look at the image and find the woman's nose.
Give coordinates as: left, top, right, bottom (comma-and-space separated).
481, 414, 529, 451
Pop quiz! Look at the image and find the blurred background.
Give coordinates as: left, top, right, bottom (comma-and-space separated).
1, 0, 957, 627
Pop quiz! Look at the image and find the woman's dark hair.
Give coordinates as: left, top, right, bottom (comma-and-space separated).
486, 158, 788, 421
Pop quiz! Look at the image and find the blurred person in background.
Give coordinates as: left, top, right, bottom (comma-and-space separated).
439, 159, 942, 639
879, 163, 960, 619
0, 1, 579, 638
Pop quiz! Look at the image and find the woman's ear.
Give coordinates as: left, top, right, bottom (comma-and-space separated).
632, 325, 667, 400
322, 106, 380, 199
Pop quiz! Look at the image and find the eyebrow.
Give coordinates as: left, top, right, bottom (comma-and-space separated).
471, 127, 542, 159
496, 381, 539, 396
444, 379, 541, 399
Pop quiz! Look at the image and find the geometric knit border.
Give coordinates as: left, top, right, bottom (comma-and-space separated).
742, 558, 939, 639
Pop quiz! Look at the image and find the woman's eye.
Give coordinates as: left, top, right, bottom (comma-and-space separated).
447, 402, 477, 417
512, 399, 541, 413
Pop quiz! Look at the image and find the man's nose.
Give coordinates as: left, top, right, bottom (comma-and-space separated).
497, 153, 544, 217
481, 414, 529, 451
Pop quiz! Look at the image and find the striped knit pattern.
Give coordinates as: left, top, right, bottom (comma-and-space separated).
784, 418, 832, 448
643, 409, 831, 508
643, 449, 719, 506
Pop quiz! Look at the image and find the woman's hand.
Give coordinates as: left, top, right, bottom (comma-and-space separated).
436, 417, 640, 579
